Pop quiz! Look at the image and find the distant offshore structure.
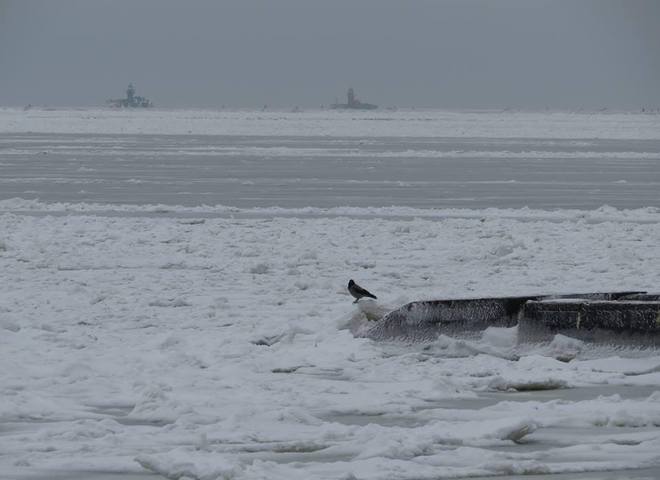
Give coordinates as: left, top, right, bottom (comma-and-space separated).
331, 88, 377, 110
107, 83, 153, 108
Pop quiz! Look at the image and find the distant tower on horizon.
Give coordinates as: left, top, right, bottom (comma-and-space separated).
126, 83, 136, 104
107, 83, 153, 108
347, 88, 356, 107
331, 87, 377, 110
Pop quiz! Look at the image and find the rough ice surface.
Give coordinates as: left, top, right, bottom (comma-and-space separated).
1, 108, 660, 480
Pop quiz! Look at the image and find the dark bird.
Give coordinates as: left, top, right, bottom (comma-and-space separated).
348, 279, 377, 303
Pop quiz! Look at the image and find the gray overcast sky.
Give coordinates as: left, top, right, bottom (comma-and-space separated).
1, 0, 659, 109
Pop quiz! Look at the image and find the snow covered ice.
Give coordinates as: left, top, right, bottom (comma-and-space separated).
1, 108, 660, 480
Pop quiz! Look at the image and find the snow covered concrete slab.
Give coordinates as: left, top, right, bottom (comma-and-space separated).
521, 298, 660, 344
360, 293, 659, 344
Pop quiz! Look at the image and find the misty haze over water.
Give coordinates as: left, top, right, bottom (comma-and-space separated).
1, 0, 659, 110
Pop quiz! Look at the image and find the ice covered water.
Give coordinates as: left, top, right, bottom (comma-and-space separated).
1, 108, 660, 211
1, 109, 659, 480
1, 132, 660, 210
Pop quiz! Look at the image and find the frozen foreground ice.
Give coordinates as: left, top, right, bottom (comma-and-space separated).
2, 209, 660, 480
1, 108, 660, 480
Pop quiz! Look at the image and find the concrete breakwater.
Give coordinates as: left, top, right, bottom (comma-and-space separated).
362, 292, 660, 345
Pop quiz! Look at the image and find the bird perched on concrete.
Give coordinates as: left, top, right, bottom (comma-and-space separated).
348, 279, 377, 303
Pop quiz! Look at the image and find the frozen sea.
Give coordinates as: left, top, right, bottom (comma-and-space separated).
1, 108, 660, 210
1, 108, 660, 480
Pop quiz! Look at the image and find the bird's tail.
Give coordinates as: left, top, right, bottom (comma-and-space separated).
368, 293, 377, 300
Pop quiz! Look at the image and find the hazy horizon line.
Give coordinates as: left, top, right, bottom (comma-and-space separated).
3, 104, 659, 114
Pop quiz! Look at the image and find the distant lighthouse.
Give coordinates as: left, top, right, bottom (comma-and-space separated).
107, 83, 153, 108
347, 88, 356, 107
126, 83, 136, 104
331, 88, 377, 110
